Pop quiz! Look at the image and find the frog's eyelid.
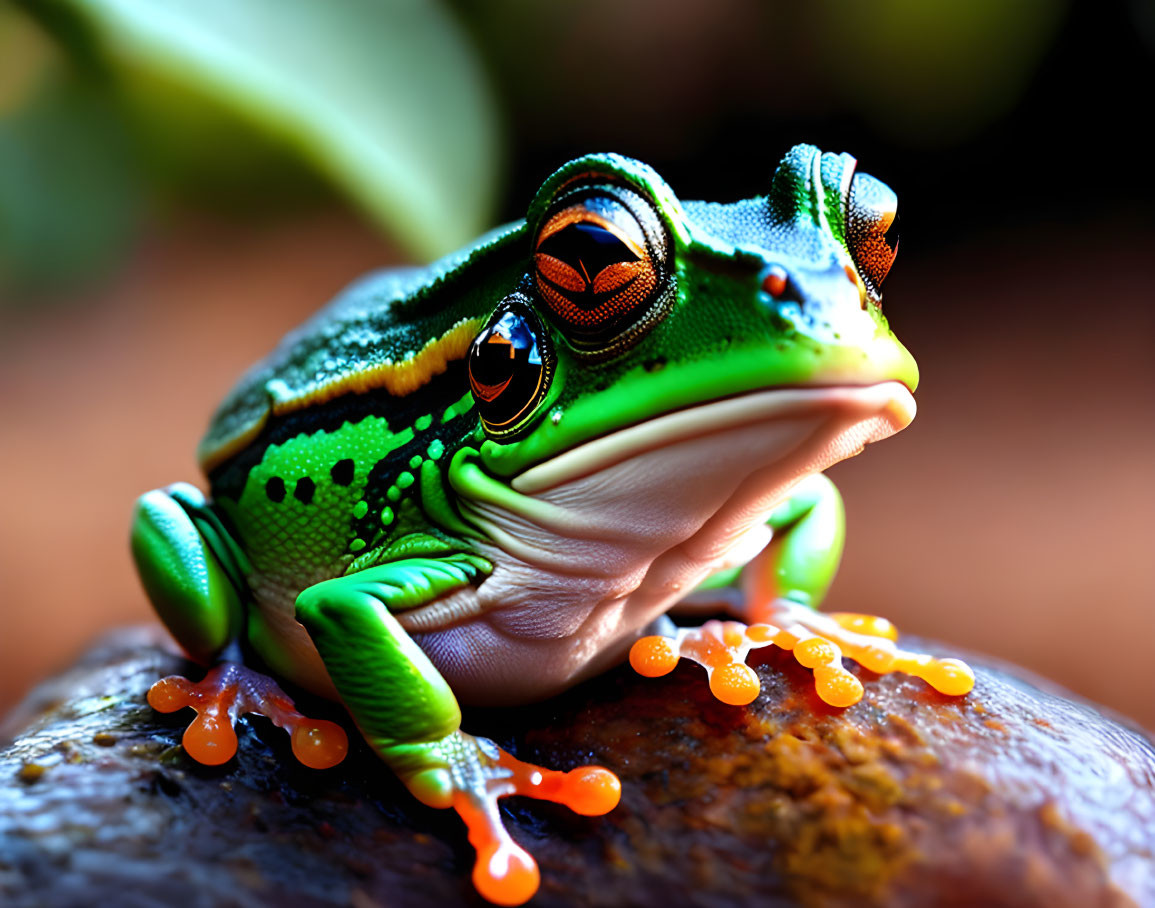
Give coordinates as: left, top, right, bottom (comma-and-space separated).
527, 152, 692, 253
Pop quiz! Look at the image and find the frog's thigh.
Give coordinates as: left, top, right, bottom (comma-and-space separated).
745, 472, 845, 616
674, 473, 844, 618
295, 559, 486, 764
131, 483, 244, 663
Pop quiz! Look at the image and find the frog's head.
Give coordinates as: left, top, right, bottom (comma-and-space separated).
469, 144, 916, 479
424, 146, 918, 701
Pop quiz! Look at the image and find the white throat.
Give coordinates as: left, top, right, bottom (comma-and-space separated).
406, 382, 914, 704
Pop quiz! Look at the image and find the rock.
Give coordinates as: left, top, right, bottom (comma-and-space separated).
1, 626, 1152, 907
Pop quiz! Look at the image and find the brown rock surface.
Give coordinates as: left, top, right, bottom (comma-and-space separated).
1, 627, 1153, 907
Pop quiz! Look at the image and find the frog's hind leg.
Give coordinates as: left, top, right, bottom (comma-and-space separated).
632, 474, 974, 707
133, 483, 348, 769
131, 483, 246, 665
295, 558, 620, 906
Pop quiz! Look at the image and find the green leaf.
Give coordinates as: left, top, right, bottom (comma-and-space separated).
23, 0, 502, 259
0, 72, 141, 299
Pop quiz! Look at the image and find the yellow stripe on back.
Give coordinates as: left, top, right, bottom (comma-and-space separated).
199, 318, 479, 474
266, 317, 480, 415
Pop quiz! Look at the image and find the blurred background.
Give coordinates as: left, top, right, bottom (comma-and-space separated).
1, 0, 1152, 726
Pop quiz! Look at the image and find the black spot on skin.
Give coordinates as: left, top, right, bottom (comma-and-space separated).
208, 362, 470, 501
331, 459, 355, 486
293, 477, 316, 504
265, 477, 286, 503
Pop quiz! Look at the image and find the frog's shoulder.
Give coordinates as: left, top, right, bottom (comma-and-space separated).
197, 221, 527, 474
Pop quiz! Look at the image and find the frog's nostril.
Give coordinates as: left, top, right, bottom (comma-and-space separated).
761, 265, 789, 298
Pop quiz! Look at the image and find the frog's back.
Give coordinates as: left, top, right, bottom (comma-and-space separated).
194, 223, 527, 632
198, 223, 527, 475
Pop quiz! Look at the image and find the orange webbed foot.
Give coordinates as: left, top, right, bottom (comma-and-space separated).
631, 620, 766, 705
148, 663, 348, 768
410, 732, 620, 905
631, 602, 974, 709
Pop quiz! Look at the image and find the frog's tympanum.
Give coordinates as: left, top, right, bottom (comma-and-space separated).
132, 146, 974, 905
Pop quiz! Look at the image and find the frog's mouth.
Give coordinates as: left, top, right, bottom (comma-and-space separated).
510, 380, 915, 495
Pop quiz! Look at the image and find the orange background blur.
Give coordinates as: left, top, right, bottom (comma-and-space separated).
2, 1, 1153, 728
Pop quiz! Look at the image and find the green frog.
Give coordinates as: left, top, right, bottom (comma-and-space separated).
131, 144, 973, 905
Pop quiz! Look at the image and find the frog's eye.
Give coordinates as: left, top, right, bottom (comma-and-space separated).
468, 303, 554, 439
533, 189, 668, 352
845, 172, 899, 301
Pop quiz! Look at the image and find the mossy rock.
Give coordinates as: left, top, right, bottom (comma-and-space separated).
1, 627, 1152, 906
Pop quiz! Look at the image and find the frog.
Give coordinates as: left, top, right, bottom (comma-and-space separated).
131, 144, 974, 906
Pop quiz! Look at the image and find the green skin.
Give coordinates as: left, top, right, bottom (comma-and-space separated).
132, 144, 916, 806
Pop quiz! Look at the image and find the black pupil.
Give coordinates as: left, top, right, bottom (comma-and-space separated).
539, 223, 638, 282
470, 309, 544, 428
883, 211, 900, 253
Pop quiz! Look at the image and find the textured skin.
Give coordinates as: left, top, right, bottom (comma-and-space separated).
210, 373, 481, 657
198, 228, 526, 471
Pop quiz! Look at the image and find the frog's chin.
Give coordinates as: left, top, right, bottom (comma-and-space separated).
402, 381, 915, 705
511, 380, 915, 495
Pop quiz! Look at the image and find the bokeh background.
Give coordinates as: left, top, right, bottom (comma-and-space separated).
1, 0, 1152, 726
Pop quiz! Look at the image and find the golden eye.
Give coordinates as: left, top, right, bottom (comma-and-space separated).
468, 304, 552, 438
845, 172, 899, 302
533, 190, 667, 350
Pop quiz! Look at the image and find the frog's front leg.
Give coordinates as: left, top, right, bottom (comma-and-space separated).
295, 558, 621, 907
631, 474, 975, 707
132, 483, 348, 768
